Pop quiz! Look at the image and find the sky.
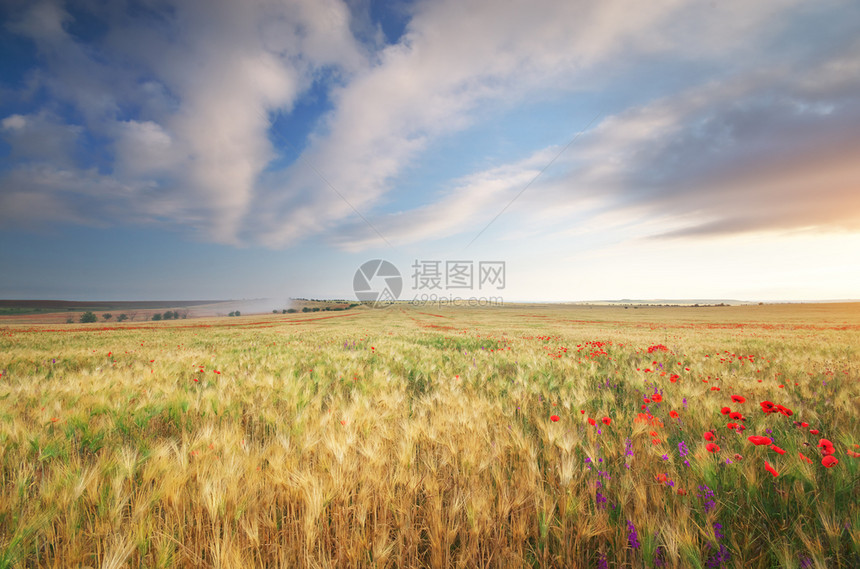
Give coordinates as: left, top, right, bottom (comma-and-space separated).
1, 0, 859, 304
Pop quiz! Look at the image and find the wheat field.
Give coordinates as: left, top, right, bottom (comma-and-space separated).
0, 303, 858, 568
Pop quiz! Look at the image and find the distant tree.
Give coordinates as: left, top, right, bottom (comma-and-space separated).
66, 317, 74, 324
126, 311, 137, 321
102, 313, 112, 321
273, 309, 278, 314
163, 311, 174, 320
152, 313, 162, 321
117, 314, 128, 322
286, 308, 297, 313
80, 311, 97, 323
234, 310, 240, 317
302, 307, 310, 313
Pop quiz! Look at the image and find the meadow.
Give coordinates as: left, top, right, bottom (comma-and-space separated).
0, 303, 858, 568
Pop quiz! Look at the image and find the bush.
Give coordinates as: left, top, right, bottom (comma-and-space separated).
80, 311, 97, 323
152, 313, 162, 321
117, 314, 128, 322
102, 313, 112, 321
286, 308, 297, 313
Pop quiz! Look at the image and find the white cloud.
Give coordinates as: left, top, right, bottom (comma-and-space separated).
0, 111, 83, 167
253, 0, 819, 248
334, 26, 860, 250
330, 148, 555, 251
114, 120, 176, 176
2, 0, 368, 240
1, 114, 27, 130
3, 0, 857, 252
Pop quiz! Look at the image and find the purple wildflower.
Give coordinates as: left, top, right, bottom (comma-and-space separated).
698, 485, 716, 513
598, 553, 608, 569
627, 520, 641, 550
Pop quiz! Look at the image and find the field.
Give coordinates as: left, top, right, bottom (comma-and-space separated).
0, 303, 858, 568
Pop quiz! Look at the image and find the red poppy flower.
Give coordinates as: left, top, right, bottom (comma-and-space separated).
550, 415, 560, 422
652, 394, 663, 403
776, 405, 793, 416
669, 410, 679, 419
731, 395, 746, 403
760, 401, 776, 413
727, 422, 737, 429
809, 429, 819, 435
706, 443, 720, 453
652, 438, 661, 445
634, 414, 663, 427
580, 410, 586, 414
798, 452, 813, 464
721, 407, 731, 415
704, 432, 715, 441
769, 444, 786, 455
602, 417, 611, 426
677, 488, 687, 495
588, 417, 596, 426
710, 386, 721, 391
729, 412, 744, 421
846, 450, 860, 458
644, 398, 651, 404
818, 438, 834, 449
764, 461, 779, 477
748, 435, 772, 446
822, 456, 838, 468
650, 431, 658, 437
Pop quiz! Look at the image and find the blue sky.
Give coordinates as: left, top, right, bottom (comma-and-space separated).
2, 0, 860, 303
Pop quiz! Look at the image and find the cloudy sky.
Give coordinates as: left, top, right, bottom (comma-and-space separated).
1, 0, 859, 303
